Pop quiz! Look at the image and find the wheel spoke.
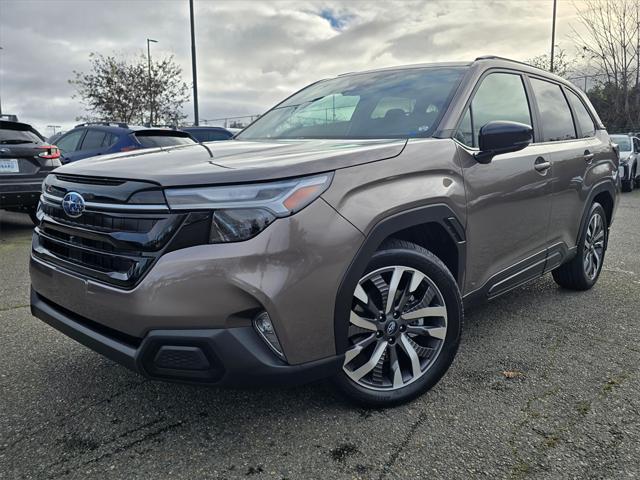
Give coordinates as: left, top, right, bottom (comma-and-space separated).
406, 325, 447, 340
344, 334, 376, 364
385, 267, 403, 314
400, 334, 421, 379
354, 283, 368, 304
347, 341, 387, 381
402, 305, 447, 321
389, 346, 403, 388
349, 311, 377, 331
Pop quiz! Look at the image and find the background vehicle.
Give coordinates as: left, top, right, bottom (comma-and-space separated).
181, 126, 235, 142
0, 120, 61, 223
47, 131, 66, 145
611, 134, 639, 192
54, 122, 197, 163
30, 57, 617, 407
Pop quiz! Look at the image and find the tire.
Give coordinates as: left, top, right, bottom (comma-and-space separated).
28, 209, 39, 225
622, 167, 634, 192
552, 202, 607, 291
333, 239, 463, 407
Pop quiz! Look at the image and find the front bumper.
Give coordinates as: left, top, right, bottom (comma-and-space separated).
30, 198, 364, 366
31, 289, 343, 385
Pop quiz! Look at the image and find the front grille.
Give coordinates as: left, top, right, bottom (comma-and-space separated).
33, 197, 187, 288
54, 174, 126, 186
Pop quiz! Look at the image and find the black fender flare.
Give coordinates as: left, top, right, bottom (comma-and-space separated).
333, 203, 466, 354
576, 180, 617, 249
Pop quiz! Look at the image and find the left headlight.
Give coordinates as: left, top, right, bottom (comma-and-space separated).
165, 173, 333, 243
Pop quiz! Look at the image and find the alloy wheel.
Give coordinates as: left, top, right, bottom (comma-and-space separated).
583, 212, 605, 280
343, 266, 448, 391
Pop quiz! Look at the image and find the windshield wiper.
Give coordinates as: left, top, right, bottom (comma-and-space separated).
0, 139, 35, 144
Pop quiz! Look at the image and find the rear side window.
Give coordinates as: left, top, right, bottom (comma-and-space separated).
565, 89, 595, 138
104, 132, 119, 148
530, 78, 576, 142
80, 129, 107, 150
56, 129, 85, 153
134, 133, 196, 148
457, 72, 532, 148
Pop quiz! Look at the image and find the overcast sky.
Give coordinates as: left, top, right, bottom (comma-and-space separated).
0, 0, 586, 136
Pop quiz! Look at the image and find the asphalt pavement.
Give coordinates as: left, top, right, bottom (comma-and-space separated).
1, 191, 639, 480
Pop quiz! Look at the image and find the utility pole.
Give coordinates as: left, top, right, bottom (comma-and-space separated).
550, 0, 557, 73
147, 38, 158, 125
189, 0, 199, 126
0, 46, 3, 116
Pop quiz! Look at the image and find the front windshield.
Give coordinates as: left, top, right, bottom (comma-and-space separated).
611, 135, 632, 151
237, 67, 466, 140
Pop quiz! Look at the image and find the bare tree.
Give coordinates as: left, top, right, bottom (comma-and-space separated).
70, 53, 190, 125
571, 0, 640, 131
526, 48, 575, 78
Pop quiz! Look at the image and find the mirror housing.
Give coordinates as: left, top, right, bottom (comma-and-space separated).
474, 121, 533, 164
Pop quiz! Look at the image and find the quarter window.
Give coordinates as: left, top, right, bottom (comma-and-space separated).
565, 89, 595, 138
80, 129, 107, 150
530, 78, 576, 142
56, 129, 85, 153
456, 72, 532, 148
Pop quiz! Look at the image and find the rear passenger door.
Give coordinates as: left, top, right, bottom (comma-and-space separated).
528, 78, 606, 266
455, 71, 554, 297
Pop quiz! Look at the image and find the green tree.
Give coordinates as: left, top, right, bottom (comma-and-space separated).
526, 48, 575, 78
70, 52, 190, 125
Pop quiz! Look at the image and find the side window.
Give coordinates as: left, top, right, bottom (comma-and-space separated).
103, 132, 119, 148
56, 129, 85, 153
80, 129, 107, 150
565, 89, 595, 138
456, 72, 532, 148
633, 138, 640, 153
530, 78, 576, 142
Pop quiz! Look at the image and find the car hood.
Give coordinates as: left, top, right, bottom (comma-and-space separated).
53, 139, 407, 186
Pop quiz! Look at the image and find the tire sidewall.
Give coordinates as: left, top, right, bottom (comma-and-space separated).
334, 243, 463, 407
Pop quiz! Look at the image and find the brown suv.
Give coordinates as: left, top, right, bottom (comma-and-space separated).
30, 57, 619, 406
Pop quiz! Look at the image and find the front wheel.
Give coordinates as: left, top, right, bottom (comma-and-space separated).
333, 239, 463, 407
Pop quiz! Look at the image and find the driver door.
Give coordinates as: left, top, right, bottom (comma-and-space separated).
455, 71, 553, 297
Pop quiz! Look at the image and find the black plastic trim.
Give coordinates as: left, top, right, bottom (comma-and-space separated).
30, 289, 342, 386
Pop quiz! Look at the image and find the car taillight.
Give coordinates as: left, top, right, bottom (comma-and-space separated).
120, 145, 138, 152
37, 145, 60, 159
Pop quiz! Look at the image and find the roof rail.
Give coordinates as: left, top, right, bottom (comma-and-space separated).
74, 121, 129, 128
474, 55, 538, 69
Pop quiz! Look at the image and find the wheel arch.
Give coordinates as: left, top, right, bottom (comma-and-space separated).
333, 203, 466, 354
576, 181, 616, 252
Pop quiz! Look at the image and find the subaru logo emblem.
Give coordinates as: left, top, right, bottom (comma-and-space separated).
62, 192, 85, 218
386, 321, 398, 336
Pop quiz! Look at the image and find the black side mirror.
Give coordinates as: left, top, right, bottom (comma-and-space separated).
475, 121, 533, 164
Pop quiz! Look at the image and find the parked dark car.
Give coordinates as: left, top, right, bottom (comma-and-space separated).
30, 56, 618, 407
181, 126, 235, 142
0, 120, 60, 223
54, 122, 197, 163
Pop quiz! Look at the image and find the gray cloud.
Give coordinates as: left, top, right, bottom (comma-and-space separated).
0, 0, 583, 136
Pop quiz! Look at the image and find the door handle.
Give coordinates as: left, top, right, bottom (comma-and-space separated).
534, 157, 551, 173
584, 150, 594, 163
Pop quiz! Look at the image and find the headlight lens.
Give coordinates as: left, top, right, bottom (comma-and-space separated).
165, 173, 333, 243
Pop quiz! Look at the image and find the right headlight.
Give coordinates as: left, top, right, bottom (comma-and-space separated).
165, 173, 333, 243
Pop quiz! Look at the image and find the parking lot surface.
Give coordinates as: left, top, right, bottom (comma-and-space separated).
1, 191, 639, 480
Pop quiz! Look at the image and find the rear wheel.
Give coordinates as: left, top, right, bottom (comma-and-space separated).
552, 202, 607, 290
27, 209, 39, 225
333, 239, 462, 407
622, 166, 635, 192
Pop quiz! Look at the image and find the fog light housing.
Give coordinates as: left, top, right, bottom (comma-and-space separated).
253, 311, 286, 361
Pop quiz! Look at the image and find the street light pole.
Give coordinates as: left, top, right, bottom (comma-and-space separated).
550, 0, 557, 73
189, 0, 199, 126
147, 38, 158, 125
0, 46, 4, 116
